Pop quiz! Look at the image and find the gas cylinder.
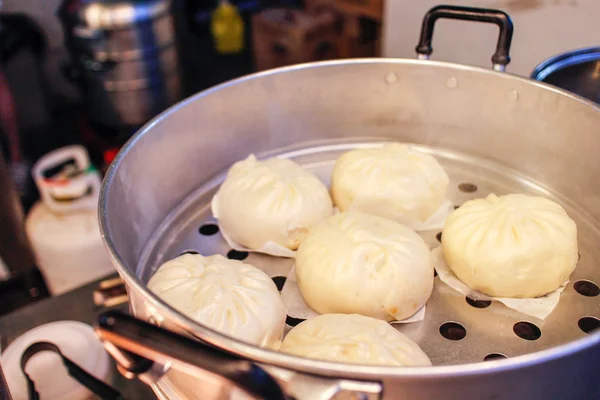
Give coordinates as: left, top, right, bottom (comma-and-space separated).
25, 145, 114, 295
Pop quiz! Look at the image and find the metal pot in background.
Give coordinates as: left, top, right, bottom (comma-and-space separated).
531, 46, 600, 104
58, 0, 182, 129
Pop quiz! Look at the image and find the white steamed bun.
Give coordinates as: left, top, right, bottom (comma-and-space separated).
211, 155, 333, 254
295, 212, 433, 321
442, 193, 578, 298
147, 253, 286, 348
279, 314, 431, 366
331, 143, 449, 227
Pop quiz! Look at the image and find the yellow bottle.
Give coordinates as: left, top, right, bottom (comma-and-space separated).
211, 0, 244, 54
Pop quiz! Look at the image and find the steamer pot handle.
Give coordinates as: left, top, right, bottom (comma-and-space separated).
95, 311, 287, 400
95, 311, 383, 400
415, 5, 513, 72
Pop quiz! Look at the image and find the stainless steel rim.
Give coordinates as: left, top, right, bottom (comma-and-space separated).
99, 57, 600, 379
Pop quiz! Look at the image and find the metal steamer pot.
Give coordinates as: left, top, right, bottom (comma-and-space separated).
97, 6, 600, 400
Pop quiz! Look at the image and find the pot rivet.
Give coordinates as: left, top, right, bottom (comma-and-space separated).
446, 76, 458, 88
385, 72, 398, 84
508, 90, 519, 102
148, 313, 164, 327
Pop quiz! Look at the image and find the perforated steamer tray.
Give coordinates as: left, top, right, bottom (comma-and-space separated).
137, 140, 600, 366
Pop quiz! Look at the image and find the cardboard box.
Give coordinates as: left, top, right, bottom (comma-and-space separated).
305, 0, 382, 58
334, 0, 383, 21
252, 9, 339, 71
